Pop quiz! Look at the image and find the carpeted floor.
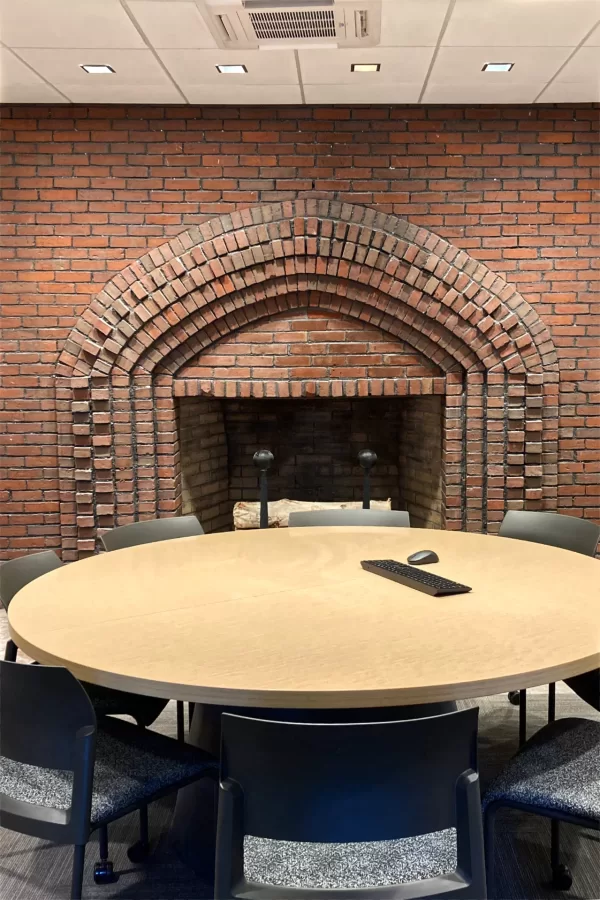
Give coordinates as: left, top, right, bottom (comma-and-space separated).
1, 610, 599, 900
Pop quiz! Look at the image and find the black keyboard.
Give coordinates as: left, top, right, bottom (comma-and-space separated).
361, 559, 472, 596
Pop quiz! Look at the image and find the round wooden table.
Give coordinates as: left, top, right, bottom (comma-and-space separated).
9, 526, 600, 708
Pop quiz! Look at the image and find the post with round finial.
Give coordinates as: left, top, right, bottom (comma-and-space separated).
253, 449, 274, 529
358, 449, 378, 510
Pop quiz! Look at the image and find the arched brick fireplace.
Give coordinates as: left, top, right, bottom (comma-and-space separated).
56, 200, 559, 560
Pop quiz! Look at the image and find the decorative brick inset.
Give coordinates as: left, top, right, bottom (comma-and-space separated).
55, 201, 559, 559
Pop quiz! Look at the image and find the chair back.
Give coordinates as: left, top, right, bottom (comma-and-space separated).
216, 708, 485, 899
0, 661, 96, 843
499, 510, 600, 557
101, 514, 204, 551
0, 550, 62, 611
288, 508, 410, 528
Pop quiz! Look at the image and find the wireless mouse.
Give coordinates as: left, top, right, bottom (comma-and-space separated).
407, 550, 439, 565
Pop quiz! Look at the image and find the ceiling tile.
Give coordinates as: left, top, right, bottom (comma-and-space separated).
56, 82, 184, 103
0, 83, 66, 101
303, 83, 422, 103
429, 46, 573, 84
183, 83, 302, 104
298, 47, 434, 84
0, 47, 46, 85
537, 80, 600, 101
127, 1, 218, 49
553, 47, 600, 82
158, 48, 298, 85
379, 0, 451, 47
423, 82, 546, 102
0, 0, 146, 49
15, 48, 174, 86
443, 0, 600, 47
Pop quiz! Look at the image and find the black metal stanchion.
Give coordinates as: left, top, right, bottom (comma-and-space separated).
253, 449, 274, 529
358, 449, 377, 510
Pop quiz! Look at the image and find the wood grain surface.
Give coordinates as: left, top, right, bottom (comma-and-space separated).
8, 527, 600, 708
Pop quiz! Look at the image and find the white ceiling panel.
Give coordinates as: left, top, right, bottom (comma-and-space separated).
303, 83, 422, 103
158, 48, 298, 84
538, 80, 600, 101
443, 0, 600, 47
56, 82, 184, 102
298, 47, 434, 84
0, 47, 47, 86
423, 81, 547, 103
14, 48, 173, 85
0, 0, 146, 49
553, 47, 600, 82
0, 82, 66, 101
183, 83, 302, 104
379, 0, 451, 47
430, 46, 573, 84
127, 1, 218, 49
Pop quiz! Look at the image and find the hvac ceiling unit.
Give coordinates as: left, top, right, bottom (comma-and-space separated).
203, 0, 381, 49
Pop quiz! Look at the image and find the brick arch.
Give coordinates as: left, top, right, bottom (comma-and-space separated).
56, 200, 559, 559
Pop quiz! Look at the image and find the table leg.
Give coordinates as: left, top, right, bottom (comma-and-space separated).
170, 703, 222, 879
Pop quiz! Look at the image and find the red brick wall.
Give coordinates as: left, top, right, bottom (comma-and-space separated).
1, 103, 598, 556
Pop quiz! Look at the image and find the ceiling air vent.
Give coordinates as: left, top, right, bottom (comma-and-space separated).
203, 1, 381, 49
249, 9, 337, 40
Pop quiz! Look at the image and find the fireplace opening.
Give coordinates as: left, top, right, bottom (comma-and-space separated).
177, 395, 444, 532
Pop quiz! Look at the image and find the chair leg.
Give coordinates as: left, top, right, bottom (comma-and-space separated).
128, 804, 151, 863
548, 682, 556, 723
550, 819, 573, 890
4, 639, 18, 662
188, 702, 195, 728
93, 824, 117, 885
483, 806, 497, 899
519, 689, 527, 746
71, 844, 86, 900
176, 700, 185, 743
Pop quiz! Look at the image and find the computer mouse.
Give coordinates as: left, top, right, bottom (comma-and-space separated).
407, 550, 439, 565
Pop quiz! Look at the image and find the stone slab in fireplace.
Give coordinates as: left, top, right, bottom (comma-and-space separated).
56, 200, 559, 560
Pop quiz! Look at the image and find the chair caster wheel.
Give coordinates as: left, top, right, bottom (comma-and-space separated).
552, 864, 573, 890
127, 840, 151, 863
508, 691, 521, 706
93, 860, 118, 885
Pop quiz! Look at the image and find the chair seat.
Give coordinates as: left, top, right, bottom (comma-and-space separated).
483, 717, 600, 821
243, 829, 458, 889
0, 716, 216, 826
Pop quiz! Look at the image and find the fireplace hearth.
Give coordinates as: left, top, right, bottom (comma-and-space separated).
177, 394, 445, 533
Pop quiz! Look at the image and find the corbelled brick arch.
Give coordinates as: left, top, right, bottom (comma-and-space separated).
56, 200, 559, 560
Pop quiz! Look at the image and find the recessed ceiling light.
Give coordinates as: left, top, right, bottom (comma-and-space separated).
216, 64, 247, 74
351, 63, 380, 73
482, 63, 514, 73
80, 64, 115, 75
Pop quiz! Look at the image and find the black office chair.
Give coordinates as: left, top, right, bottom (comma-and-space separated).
100, 514, 205, 742
215, 708, 486, 899
288, 508, 411, 528
100, 514, 204, 551
499, 510, 600, 744
0, 550, 169, 730
484, 716, 600, 894
0, 660, 216, 899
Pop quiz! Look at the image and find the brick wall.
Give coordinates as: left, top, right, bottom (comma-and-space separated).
398, 396, 444, 528
177, 395, 230, 532
0, 103, 598, 557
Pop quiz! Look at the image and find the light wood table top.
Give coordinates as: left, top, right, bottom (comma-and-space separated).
8, 527, 600, 709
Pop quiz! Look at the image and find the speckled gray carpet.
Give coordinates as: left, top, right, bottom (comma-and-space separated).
1, 611, 599, 900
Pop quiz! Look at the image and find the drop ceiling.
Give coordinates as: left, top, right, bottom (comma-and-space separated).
0, 0, 598, 104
